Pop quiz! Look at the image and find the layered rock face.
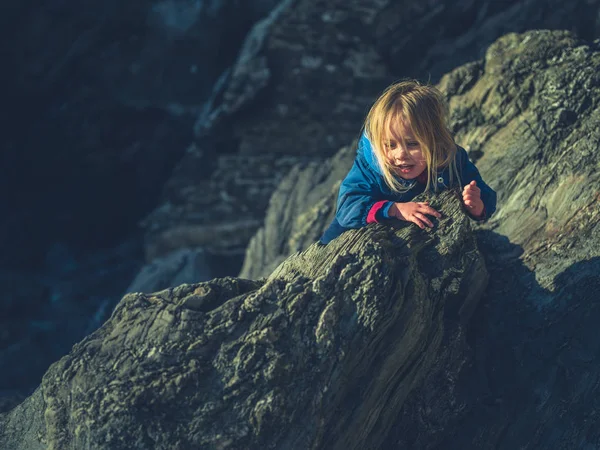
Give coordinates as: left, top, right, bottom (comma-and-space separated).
0, 191, 487, 449
4, 0, 600, 407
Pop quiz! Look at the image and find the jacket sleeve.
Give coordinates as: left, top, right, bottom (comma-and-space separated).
335, 152, 388, 228
457, 146, 497, 220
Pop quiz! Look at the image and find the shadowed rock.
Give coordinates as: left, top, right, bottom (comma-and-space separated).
0, 192, 487, 450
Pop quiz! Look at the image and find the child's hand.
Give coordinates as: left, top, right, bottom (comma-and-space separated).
388, 201, 442, 229
462, 181, 485, 218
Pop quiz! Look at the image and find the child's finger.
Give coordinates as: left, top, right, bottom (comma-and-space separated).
419, 204, 442, 218
415, 213, 434, 228
463, 189, 481, 198
463, 184, 480, 194
411, 217, 426, 229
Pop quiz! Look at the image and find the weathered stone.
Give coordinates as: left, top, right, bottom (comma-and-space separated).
0, 192, 487, 450
390, 30, 600, 448
126, 248, 212, 294
239, 144, 357, 279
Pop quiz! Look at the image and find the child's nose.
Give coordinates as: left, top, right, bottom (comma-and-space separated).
392, 145, 409, 158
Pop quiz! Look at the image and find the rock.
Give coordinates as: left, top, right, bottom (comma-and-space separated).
140, 144, 305, 265
239, 144, 357, 279
140, 0, 396, 260
126, 248, 212, 294
393, 30, 600, 448
375, 0, 600, 81
0, 192, 488, 449
0, 0, 280, 400
441, 29, 600, 272
1, 0, 280, 270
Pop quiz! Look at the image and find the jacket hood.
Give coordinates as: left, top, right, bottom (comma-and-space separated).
359, 133, 383, 175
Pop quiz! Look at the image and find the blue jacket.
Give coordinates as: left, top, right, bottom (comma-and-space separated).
320, 133, 497, 244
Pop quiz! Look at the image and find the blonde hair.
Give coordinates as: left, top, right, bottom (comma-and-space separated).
364, 80, 459, 193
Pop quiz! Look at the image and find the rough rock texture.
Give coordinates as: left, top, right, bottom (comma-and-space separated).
241, 30, 600, 448
395, 30, 600, 449
239, 144, 356, 279
0, 192, 487, 450
142, 0, 600, 262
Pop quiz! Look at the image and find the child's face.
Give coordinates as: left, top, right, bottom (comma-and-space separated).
383, 120, 427, 180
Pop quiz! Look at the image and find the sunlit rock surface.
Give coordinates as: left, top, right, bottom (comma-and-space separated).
3, 4, 600, 449
0, 192, 486, 449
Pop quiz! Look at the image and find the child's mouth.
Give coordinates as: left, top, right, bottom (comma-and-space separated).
397, 164, 414, 173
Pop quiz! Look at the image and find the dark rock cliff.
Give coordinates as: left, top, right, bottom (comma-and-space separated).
1, 0, 279, 270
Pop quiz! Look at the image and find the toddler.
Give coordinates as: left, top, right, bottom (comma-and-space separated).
320, 80, 497, 244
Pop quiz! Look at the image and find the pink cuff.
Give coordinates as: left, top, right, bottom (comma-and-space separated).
367, 201, 388, 224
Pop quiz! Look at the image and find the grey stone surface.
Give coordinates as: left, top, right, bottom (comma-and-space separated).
126, 248, 212, 294
0, 192, 486, 450
4, 12, 600, 450
0, 0, 280, 402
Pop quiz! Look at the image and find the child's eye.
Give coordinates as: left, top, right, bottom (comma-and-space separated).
384, 141, 397, 149
407, 141, 419, 147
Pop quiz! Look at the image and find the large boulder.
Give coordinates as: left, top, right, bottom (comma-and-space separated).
0, 191, 487, 449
